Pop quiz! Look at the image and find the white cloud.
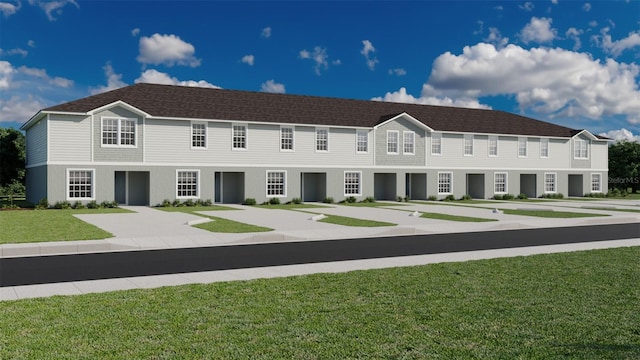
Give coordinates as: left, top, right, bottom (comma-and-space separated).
494, 5, 503, 10
261, 27, 271, 38
551, 0, 558, 4
0, 95, 46, 123
131, 28, 140, 37
260, 79, 285, 94
0, 1, 20, 17
520, 17, 557, 44
137, 33, 201, 67
388, 68, 407, 76
241, 54, 255, 66
582, 2, 591, 11
135, 69, 220, 88
599, 128, 640, 142
0, 60, 14, 89
372, 87, 491, 110
27, 40, 35, 48
566, 27, 583, 50
31, 0, 79, 21
17, 65, 73, 87
423, 42, 640, 124
485, 27, 509, 48
4, 48, 28, 57
299, 46, 330, 75
89, 63, 127, 95
589, 20, 598, 27
360, 40, 378, 71
520, 2, 534, 11
592, 27, 640, 57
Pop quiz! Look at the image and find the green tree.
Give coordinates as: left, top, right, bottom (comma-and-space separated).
0, 127, 26, 187
608, 140, 640, 193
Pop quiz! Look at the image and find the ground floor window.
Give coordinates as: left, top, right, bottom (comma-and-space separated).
267, 171, 286, 197
438, 172, 452, 194
591, 173, 602, 192
494, 172, 507, 194
177, 170, 199, 198
544, 173, 556, 193
344, 171, 361, 196
67, 169, 94, 200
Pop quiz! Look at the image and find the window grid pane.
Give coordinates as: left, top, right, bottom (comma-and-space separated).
591, 174, 601, 192
432, 134, 441, 154
489, 137, 498, 156
233, 125, 246, 149
518, 138, 527, 157
540, 139, 549, 157
102, 119, 118, 145
344, 172, 361, 195
316, 129, 328, 151
281, 128, 293, 150
68, 170, 92, 199
357, 131, 368, 152
177, 171, 198, 197
575, 140, 588, 158
120, 120, 135, 146
192, 123, 206, 148
494, 173, 507, 193
267, 171, 285, 196
438, 173, 451, 194
404, 132, 414, 154
464, 136, 473, 155
545, 173, 556, 193
387, 132, 398, 153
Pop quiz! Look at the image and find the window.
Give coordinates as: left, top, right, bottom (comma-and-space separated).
488, 136, 498, 157
387, 130, 399, 154
403, 131, 415, 155
316, 128, 328, 152
494, 172, 507, 194
544, 173, 556, 193
344, 171, 362, 196
518, 137, 527, 157
540, 138, 549, 158
574, 139, 588, 159
232, 124, 246, 150
191, 123, 206, 148
67, 169, 94, 200
281, 127, 294, 151
102, 117, 136, 147
266, 171, 286, 197
464, 134, 474, 156
438, 172, 452, 194
356, 130, 368, 153
177, 170, 199, 198
591, 173, 602, 192
431, 133, 442, 155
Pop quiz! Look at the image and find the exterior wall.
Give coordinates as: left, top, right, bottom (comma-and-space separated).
26, 117, 47, 166
25, 165, 47, 204
590, 141, 608, 170
570, 133, 592, 169
49, 114, 92, 162
374, 117, 426, 166
93, 107, 144, 163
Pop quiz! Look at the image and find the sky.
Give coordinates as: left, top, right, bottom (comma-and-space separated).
1, 0, 639, 142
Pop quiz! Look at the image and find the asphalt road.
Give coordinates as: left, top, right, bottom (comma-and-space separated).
1, 223, 638, 287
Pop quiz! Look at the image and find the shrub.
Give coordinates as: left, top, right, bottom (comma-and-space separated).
493, 194, 503, 200
444, 195, 455, 201
428, 195, 438, 201
183, 199, 196, 207
345, 196, 357, 203
397, 196, 404, 202
460, 194, 472, 201
541, 193, 564, 199
502, 193, 515, 200
269, 197, 281, 205
53, 201, 72, 209
291, 197, 302, 204
403, 196, 410, 202
72, 201, 86, 209
201, 199, 213, 206
584, 192, 606, 198
364, 196, 376, 203
323, 197, 334, 204
243, 198, 257, 205
87, 200, 99, 209
517, 193, 528, 200
172, 199, 182, 207
161, 199, 172, 207
36, 198, 49, 210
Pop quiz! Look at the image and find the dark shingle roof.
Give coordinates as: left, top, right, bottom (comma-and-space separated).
44, 83, 584, 138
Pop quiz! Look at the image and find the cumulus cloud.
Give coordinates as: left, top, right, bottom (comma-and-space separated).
360, 40, 378, 71
388, 68, 407, 76
260, 79, 285, 94
137, 33, 201, 67
423, 42, 640, 124
599, 128, 640, 142
299, 46, 332, 75
0, 95, 46, 123
17, 65, 73, 87
131, 28, 140, 37
592, 27, 640, 57
89, 63, 127, 95
520, 17, 557, 44
32, 0, 79, 21
372, 87, 491, 110
135, 69, 220, 88
565, 27, 583, 50
0, 1, 20, 17
261, 27, 271, 38
485, 27, 509, 48
27, 40, 35, 48
0, 60, 14, 89
582, 2, 591, 11
3, 48, 28, 57
241, 54, 255, 66
520, 2, 534, 11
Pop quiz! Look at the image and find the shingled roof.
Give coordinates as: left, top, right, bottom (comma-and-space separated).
41, 83, 591, 138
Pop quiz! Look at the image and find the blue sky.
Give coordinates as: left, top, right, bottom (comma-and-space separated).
1, 0, 639, 141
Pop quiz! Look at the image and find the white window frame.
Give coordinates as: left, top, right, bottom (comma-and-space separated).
574, 139, 589, 159
494, 172, 508, 194
344, 171, 362, 196
403, 131, 415, 155
540, 138, 549, 158
266, 170, 287, 197
463, 134, 474, 156
356, 130, 369, 153
232, 123, 247, 150
280, 126, 294, 152
518, 137, 527, 158
488, 136, 498, 157
315, 127, 329, 152
67, 169, 95, 200
438, 172, 453, 195
387, 130, 399, 155
591, 173, 602, 193
191, 122, 207, 149
544, 172, 557, 193
176, 170, 200, 199
431, 133, 442, 155
101, 117, 137, 148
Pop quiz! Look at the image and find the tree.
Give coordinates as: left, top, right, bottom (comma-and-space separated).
0, 127, 26, 187
608, 140, 640, 193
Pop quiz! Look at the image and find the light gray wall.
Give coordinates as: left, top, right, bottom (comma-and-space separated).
26, 118, 47, 165
570, 133, 591, 169
49, 114, 92, 163
374, 117, 426, 166
93, 107, 143, 163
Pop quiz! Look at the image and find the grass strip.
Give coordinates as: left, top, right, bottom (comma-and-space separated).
1, 247, 638, 359
255, 204, 331, 210
318, 214, 396, 227
501, 209, 609, 218
0, 208, 130, 244
581, 207, 640, 213
419, 212, 498, 222
156, 205, 238, 212
157, 206, 272, 233
338, 202, 408, 207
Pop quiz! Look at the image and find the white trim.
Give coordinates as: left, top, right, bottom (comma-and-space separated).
571, 129, 598, 140
343, 171, 362, 196
590, 173, 602, 193
544, 172, 557, 193
176, 169, 200, 199
315, 127, 329, 152
463, 134, 474, 156
403, 131, 415, 155
540, 138, 549, 158
356, 130, 369, 154
387, 130, 399, 155
488, 136, 498, 157
190, 121, 208, 150
437, 171, 453, 195
266, 170, 287, 197
100, 116, 138, 148
87, 100, 152, 118
280, 126, 295, 152
374, 112, 434, 131
493, 172, 508, 194
231, 123, 248, 151
66, 168, 96, 201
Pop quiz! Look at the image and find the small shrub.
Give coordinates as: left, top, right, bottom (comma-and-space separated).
403, 196, 410, 202
201, 199, 213, 206
73, 201, 86, 209
323, 197, 334, 204
364, 196, 376, 203
444, 195, 455, 201
269, 197, 281, 205
428, 195, 438, 201
161, 199, 172, 207
172, 199, 182, 207
53, 201, 72, 209
87, 200, 99, 209
493, 194, 503, 200
243, 198, 257, 205
345, 196, 357, 203
460, 194, 472, 201
584, 192, 605, 198
100, 201, 112, 209
517, 193, 528, 200
36, 198, 49, 210
183, 199, 196, 207
291, 197, 302, 204
502, 193, 515, 200
397, 196, 404, 202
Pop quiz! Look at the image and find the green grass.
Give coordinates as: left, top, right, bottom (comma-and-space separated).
0, 208, 131, 244
501, 209, 609, 218
582, 207, 640, 213
419, 212, 498, 222
1, 247, 638, 359
317, 214, 396, 227
338, 201, 408, 207
255, 203, 331, 209
157, 206, 272, 233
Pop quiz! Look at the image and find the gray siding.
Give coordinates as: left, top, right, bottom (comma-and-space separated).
49, 114, 91, 162
93, 107, 144, 163
26, 118, 47, 165
570, 134, 591, 169
375, 117, 426, 166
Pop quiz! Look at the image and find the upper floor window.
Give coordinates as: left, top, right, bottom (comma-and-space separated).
232, 124, 247, 150
281, 126, 294, 151
464, 134, 474, 156
540, 138, 549, 158
102, 117, 136, 147
431, 133, 442, 155
387, 130, 399, 154
356, 130, 368, 153
403, 131, 415, 155
488, 136, 498, 157
67, 169, 94, 200
574, 139, 588, 159
191, 122, 206, 149
316, 128, 328, 152
518, 137, 527, 157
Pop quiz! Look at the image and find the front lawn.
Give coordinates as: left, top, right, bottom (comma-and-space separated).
501, 209, 609, 218
0, 208, 130, 244
1, 247, 638, 358
157, 206, 273, 233
420, 212, 498, 222
317, 214, 396, 227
